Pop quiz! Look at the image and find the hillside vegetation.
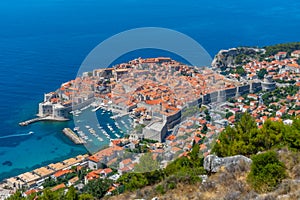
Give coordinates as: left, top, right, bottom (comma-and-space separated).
6, 112, 300, 200
212, 113, 300, 157
107, 114, 300, 200
264, 42, 300, 56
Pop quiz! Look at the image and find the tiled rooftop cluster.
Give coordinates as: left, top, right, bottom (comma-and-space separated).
237, 50, 300, 83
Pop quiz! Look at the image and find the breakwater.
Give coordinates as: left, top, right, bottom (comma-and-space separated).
19, 116, 69, 126
19, 117, 47, 126
62, 128, 86, 144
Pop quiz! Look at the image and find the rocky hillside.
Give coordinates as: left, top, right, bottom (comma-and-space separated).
106, 113, 300, 200
211, 47, 265, 70
107, 149, 300, 200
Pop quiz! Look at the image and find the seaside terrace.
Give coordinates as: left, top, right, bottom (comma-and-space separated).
62, 154, 88, 168
33, 167, 55, 178
17, 172, 41, 187
6, 177, 25, 189
48, 162, 68, 171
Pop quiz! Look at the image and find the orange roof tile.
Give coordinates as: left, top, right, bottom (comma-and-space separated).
194, 136, 201, 144
86, 169, 102, 181
108, 186, 116, 193
51, 183, 66, 191
24, 189, 39, 196
200, 144, 207, 150
101, 168, 113, 174
171, 146, 181, 153
120, 158, 132, 166
166, 135, 176, 141
53, 169, 72, 178
88, 155, 99, 163
145, 99, 162, 105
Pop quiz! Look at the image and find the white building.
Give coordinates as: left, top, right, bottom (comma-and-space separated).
142, 120, 167, 142
291, 50, 300, 58
38, 93, 69, 119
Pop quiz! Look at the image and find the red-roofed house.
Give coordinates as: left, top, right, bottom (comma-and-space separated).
200, 144, 207, 151
194, 136, 201, 144
52, 169, 72, 180
166, 135, 176, 141
275, 52, 287, 60
119, 158, 132, 169
88, 146, 124, 170
51, 183, 66, 192
100, 168, 113, 177
85, 169, 101, 184
276, 107, 287, 117
24, 189, 39, 197
291, 50, 300, 58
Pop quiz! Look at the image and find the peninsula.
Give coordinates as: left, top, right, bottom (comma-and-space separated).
7, 43, 300, 200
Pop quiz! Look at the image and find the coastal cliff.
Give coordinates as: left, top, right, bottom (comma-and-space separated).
211, 47, 265, 70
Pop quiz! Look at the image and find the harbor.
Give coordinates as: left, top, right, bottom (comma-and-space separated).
72, 105, 131, 152
110, 112, 129, 119
62, 128, 86, 144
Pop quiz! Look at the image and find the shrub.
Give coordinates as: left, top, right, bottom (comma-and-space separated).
155, 184, 165, 194
247, 151, 286, 193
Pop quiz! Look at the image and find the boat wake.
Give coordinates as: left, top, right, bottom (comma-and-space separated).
0, 131, 34, 139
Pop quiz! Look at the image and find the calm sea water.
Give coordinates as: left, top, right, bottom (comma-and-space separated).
0, 0, 300, 180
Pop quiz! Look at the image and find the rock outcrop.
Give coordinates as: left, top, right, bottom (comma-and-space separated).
204, 154, 252, 173
211, 47, 265, 70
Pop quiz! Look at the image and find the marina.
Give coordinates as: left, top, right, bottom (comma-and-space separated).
91, 106, 102, 112
71, 105, 131, 149
110, 112, 130, 119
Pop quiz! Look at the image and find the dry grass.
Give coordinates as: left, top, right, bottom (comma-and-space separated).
107, 149, 300, 200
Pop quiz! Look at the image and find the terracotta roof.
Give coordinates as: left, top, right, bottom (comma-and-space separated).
88, 146, 123, 163
120, 158, 132, 166
292, 50, 300, 54
101, 168, 113, 174
53, 169, 72, 178
24, 189, 39, 196
51, 183, 66, 191
166, 135, 176, 141
86, 169, 101, 181
171, 146, 181, 153
194, 136, 202, 144
276, 51, 287, 55
200, 144, 207, 150
145, 99, 162, 105
68, 176, 79, 184
119, 166, 131, 173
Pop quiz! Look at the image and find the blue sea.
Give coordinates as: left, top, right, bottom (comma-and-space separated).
1, 0, 300, 181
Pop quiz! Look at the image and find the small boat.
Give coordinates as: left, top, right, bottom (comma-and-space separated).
28, 131, 34, 135
91, 102, 98, 107
73, 110, 81, 115
90, 130, 96, 134
107, 124, 112, 129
